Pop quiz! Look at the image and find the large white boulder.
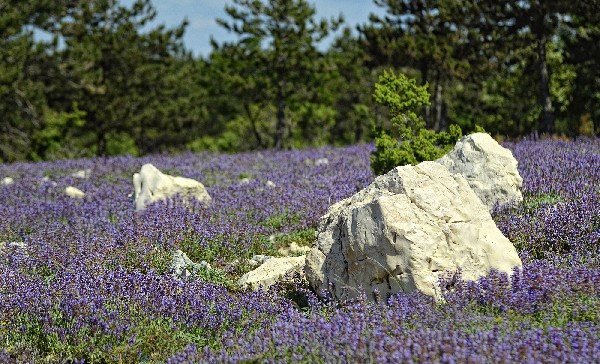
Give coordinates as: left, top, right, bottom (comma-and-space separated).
437, 133, 523, 211
305, 161, 522, 301
132, 164, 211, 211
238, 256, 306, 290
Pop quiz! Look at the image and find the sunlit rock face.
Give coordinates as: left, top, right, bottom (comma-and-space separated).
437, 133, 523, 211
305, 161, 522, 301
132, 163, 211, 211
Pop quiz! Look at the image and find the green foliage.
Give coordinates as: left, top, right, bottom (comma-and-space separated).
273, 228, 316, 253
186, 132, 241, 153
290, 103, 338, 148
30, 105, 89, 161
373, 70, 431, 138
370, 71, 462, 175
523, 193, 564, 210
105, 132, 139, 157
262, 210, 304, 230
185, 264, 231, 287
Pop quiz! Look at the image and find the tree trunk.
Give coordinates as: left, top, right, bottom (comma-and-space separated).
244, 103, 265, 148
433, 72, 443, 132
274, 85, 285, 149
421, 65, 431, 128
97, 131, 106, 157
538, 36, 554, 134
354, 120, 363, 143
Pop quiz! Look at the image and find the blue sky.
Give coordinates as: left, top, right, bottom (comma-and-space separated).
120, 0, 386, 57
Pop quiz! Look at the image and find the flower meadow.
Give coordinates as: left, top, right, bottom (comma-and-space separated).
1, 138, 599, 363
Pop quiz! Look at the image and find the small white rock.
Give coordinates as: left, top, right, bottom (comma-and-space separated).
239, 177, 251, 185
2, 177, 14, 185
265, 180, 276, 188
65, 186, 85, 199
315, 158, 329, 166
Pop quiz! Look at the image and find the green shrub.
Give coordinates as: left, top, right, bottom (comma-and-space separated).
370, 70, 462, 175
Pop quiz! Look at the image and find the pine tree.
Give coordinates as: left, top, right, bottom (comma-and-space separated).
214, 0, 342, 149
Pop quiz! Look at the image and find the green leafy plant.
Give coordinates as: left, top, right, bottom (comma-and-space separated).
370, 70, 462, 175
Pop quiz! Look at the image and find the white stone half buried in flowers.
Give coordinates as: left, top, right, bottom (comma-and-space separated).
65, 186, 85, 199
132, 163, 211, 211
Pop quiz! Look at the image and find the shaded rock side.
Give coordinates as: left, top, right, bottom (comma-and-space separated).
133, 163, 211, 211
437, 133, 523, 210
305, 161, 522, 301
238, 256, 306, 290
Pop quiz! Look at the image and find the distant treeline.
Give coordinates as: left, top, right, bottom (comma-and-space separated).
1, 0, 599, 162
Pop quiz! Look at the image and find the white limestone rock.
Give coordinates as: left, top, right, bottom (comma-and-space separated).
305, 161, 522, 301
266, 180, 276, 188
437, 133, 523, 211
2, 177, 14, 186
132, 163, 211, 211
65, 186, 85, 199
238, 256, 306, 290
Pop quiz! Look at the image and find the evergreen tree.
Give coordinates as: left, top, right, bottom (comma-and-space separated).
563, 1, 600, 135
469, 0, 577, 134
326, 28, 378, 145
214, 0, 342, 149
0, 0, 71, 161
49, 0, 201, 156
361, 0, 471, 131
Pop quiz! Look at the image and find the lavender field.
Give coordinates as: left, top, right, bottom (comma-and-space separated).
1, 138, 599, 363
